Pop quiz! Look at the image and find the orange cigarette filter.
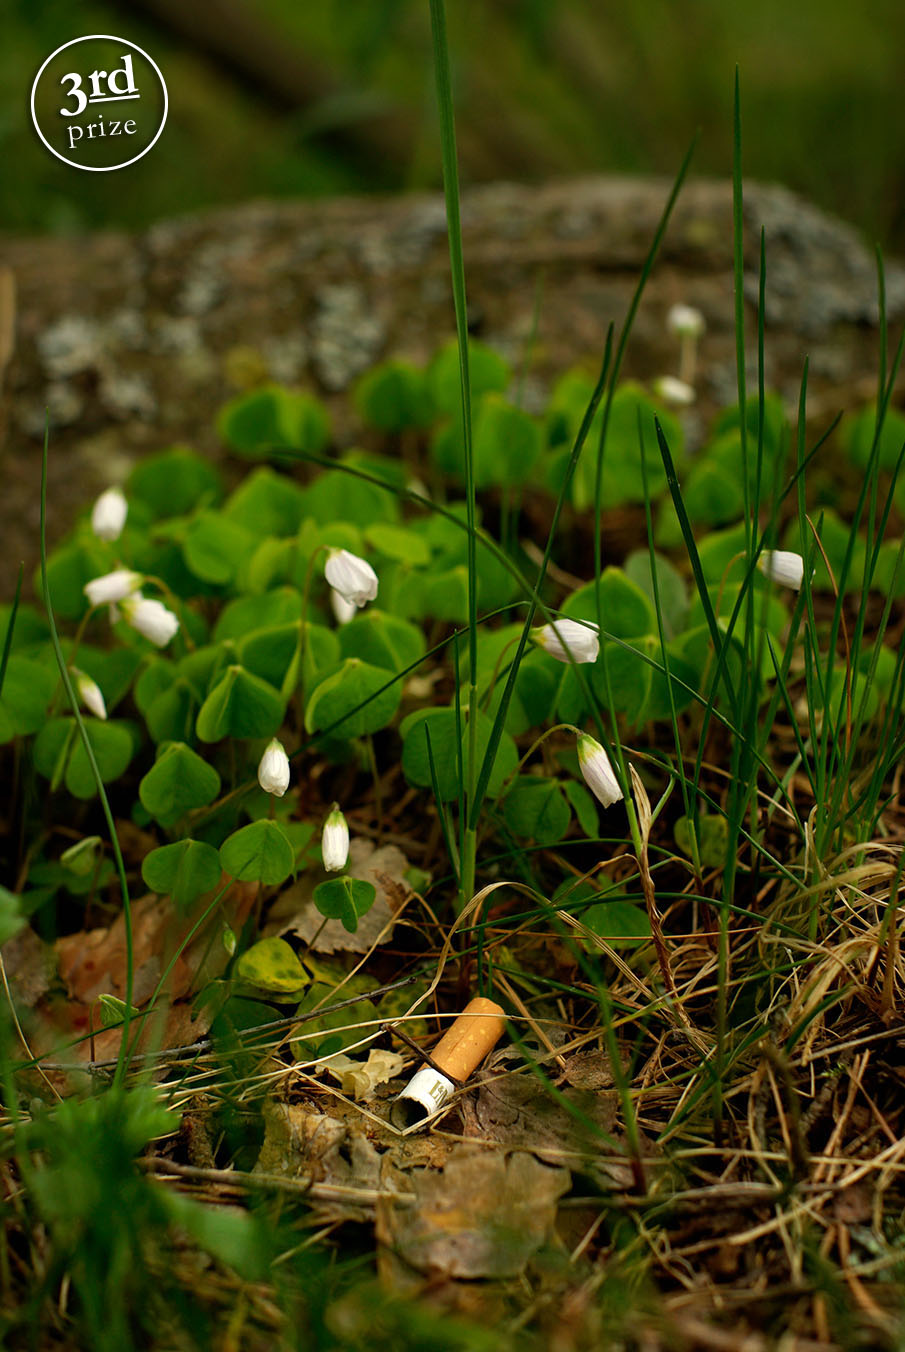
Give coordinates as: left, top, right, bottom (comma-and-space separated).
430, 997, 506, 1082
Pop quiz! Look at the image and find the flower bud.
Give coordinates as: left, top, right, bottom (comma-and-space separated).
61, 835, 103, 876
577, 733, 624, 809
653, 375, 696, 407
324, 549, 378, 608
258, 737, 290, 797
90, 486, 128, 542
322, 805, 350, 872
666, 303, 705, 338
531, 619, 599, 664
758, 549, 805, 590
72, 668, 107, 720
120, 593, 180, 647
84, 568, 143, 608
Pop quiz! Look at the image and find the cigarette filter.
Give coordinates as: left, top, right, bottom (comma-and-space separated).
390, 997, 506, 1129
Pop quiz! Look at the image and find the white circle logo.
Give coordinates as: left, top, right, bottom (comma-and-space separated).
30, 35, 167, 173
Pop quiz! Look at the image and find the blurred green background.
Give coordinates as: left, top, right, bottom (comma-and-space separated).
4, 0, 904, 249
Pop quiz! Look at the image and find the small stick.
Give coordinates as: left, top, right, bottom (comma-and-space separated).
380, 1021, 463, 1084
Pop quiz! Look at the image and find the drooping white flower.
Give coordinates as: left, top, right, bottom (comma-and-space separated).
258, 737, 290, 797
532, 619, 600, 664
758, 549, 805, 590
72, 668, 107, 720
666, 303, 706, 338
324, 549, 378, 608
90, 486, 128, 542
83, 568, 143, 608
577, 733, 624, 809
330, 587, 358, 626
322, 805, 350, 872
653, 375, 696, 407
120, 593, 180, 647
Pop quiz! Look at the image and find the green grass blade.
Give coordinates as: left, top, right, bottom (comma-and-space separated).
468, 336, 612, 829
0, 562, 24, 699
40, 417, 135, 1087
429, 0, 479, 846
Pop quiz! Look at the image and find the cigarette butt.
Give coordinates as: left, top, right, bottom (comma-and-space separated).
431, 997, 506, 1082
390, 997, 506, 1130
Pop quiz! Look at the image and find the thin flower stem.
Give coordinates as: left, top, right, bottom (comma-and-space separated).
366, 733, 383, 841
40, 414, 135, 1088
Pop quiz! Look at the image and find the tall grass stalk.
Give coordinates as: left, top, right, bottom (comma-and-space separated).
428, 0, 480, 912
39, 418, 135, 1087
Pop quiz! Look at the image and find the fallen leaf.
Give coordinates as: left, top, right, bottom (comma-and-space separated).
461, 1062, 634, 1188
1, 925, 55, 1009
271, 839, 411, 953
254, 1099, 383, 1222
320, 1048, 406, 1100
377, 1145, 570, 1279
56, 880, 257, 1005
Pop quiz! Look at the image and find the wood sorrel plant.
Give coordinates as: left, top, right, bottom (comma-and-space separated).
6, 203, 903, 1090
2, 38, 902, 1194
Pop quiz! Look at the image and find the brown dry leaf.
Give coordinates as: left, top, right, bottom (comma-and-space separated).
460, 1063, 634, 1188
376, 1144, 570, 1279
57, 893, 193, 1006
1, 925, 55, 1010
271, 839, 411, 954
255, 1096, 448, 1200
33, 878, 256, 1065
55, 881, 257, 1005
37, 995, 212, 1067
320, 1048, 406, 1101
255, 1099, 383, 1221
560, 1048, 617, 1091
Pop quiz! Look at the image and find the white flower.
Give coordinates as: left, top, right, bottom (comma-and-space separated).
532, 619, 599, 664
324, 549, 378, 608
258, 738, 290, 797
84, 568, 143, 608
72, 668, 107, 720
577, 734, 624, 809
330, 587, 358, 626
666, 303, 705, 338
758, 549, 805, 590
653, 375, 696, 407
322, 805, 350, 872
90, 486, 128, 541
120, 593, 180, 647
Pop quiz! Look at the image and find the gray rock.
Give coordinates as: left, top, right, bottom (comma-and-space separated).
1, 175, 901, 597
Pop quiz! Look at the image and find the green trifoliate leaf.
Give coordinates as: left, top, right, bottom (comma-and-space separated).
503, 776, 570, 846
139, 741, 221, 825
142, 839, 222, 910
354, 359, 433, 431
0, 656, 56, 743
400, 706, 518, 803
196, 665, 284, 742
234, 936, 307, 993
674, 814, 729, 870
33, 717, 135, 799
217, 385, 329, 459
182, 512, 256, 585
305, 658, 400, 739
312, 877, 377, 934
220, 820, 294, 886
129, 447, 223, 519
